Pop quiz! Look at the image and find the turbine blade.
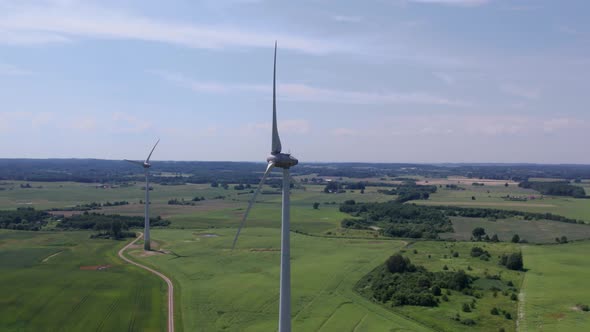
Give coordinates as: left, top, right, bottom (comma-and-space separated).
146, 138, 160, 163
124, 159, 144, 166
232, 162, 274, 249
271, 41, 282, 155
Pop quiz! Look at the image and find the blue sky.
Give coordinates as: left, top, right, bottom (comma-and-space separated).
0, 0, 589, 163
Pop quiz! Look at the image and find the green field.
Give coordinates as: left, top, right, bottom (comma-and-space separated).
0, 230, 165, 332
442, 217, 590, 243
415, 184, 590, 222
132, 228, 431, 332
522, 242, 590, 331
3, 177, 590, 331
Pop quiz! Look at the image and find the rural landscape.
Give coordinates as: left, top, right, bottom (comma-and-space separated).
2, 161, 590, 331
2, 0, 589, 331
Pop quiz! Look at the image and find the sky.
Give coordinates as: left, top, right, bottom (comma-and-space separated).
0, 0, 589, 163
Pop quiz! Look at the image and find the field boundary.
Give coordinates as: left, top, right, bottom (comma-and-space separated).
118, 233, 175, 332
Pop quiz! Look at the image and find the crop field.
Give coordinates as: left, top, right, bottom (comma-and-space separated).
415, 183, 590, 222
133, 228, 430, 332
441, 217, 590, 243
0, 230, 165, 332
521, 241, 590, 331
2, 175, 590, 331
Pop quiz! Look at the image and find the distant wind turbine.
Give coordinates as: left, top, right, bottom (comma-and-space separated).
125, 139, 160, 251
232, 42, 298, 332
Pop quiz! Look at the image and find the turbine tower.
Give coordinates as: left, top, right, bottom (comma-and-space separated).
232, 42, 298, 332
125, 139, 160, 251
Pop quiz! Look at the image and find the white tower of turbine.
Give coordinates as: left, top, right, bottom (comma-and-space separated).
125, 139, 160, 251
232, 42, 298, 332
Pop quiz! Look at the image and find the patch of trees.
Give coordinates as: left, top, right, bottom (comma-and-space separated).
470, 246, 491, 261
339, 201, 453, 239
323, 181, 345, 193
432, 206, 583, 224
57, 212, 171, 230
376, 183, 437, 203
499, 252, 524, 271
519, 181, 586, 198
471, 227, 499, 242
0, 208, 50, 231
168, 197, 205, 206
356, 254, 473, 307
89, 219, 135, 239
445, 184, 466, 191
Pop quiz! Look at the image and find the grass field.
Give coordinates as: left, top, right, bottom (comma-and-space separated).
415, 183, 590, 222
371, 241, 522, 332
441, 217, 590, 243
133, 228, 432, 332
0, 230, 165, 332
521, 242, 590, 331
3, 177, 590, 331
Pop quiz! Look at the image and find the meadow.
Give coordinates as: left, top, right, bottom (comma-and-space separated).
132, 228, 430, 332
0, 230, 165, 332
2, 176, 590, 331
521, 241, 590, 331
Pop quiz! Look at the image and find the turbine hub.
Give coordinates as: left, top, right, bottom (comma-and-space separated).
143, 163, 151, 168
267, 153, 298, 169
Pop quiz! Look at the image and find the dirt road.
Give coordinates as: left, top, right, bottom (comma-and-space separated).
118, 233, 174, 332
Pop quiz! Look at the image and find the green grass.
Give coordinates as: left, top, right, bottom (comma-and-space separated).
3, 178, 590, 331
521, 242, 590, 331
135, 228, 431, 332
0, 230, 165, 332
441, 217, 590, 243
415, 183, 590, 222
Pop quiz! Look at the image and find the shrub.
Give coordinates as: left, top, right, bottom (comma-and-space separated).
386, 254, 415, 273
462, 318, 476, 326
504, 312, 512, 320
452, 252, 459, 258
462, 303, 471, 312
511, 234, 520, 243
500, 252, 524, 271
491, 307, 499, 315
432, 285, 441, 296
442, 294, 449, 302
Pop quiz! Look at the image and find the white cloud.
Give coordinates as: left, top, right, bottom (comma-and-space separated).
408, 0, 490, 6
245, 119, 311, 135
0, 2, 351, 54
65, 115, 97, 131
111, 112, 152, 133
433, 72, 455, 85
331, 15, 363, 23
328, 115, 587, 139
0, 63, 33, 76
501, 84, 540, 100
154, 71, 469, 107
543, 118, 585, 133
331, 128, 359, 136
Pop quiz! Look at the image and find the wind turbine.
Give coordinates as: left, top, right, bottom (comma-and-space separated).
232, 42, 298, 332
125, 139, 160, 251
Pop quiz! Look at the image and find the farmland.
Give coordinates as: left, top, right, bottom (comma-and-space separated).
1, 167, 590, 331
0, 230, 165, 332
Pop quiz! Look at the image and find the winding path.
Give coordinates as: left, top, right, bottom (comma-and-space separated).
118, 233, 175, 332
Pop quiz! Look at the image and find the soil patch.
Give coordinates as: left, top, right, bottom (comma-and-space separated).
48, 211, 83, 218
80, 264, 112, 271
194, 233, 219, 238
42, 251, 63, 262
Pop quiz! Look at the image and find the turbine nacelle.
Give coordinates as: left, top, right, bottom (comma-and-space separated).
267, 153, 298, 169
